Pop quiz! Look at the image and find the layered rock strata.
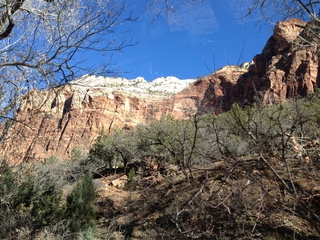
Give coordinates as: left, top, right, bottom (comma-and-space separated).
2, 18, 320, 163
1, 75, 241, 163
234, 18, 319, 104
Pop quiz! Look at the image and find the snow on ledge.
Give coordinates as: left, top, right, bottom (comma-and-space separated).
69, 75, 195, 98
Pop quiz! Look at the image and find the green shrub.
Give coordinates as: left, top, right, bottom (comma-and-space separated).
0, 160, 65, 238
136, 115, 203, 170
66, 172, 96, 233
89, 128, 115, 168
71, 147, 86, 162
30, 179, 64, 227
0, 159, 15, 195
125, 166, 139, 189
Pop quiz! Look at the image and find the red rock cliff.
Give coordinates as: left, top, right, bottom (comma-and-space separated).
233, 19, 320, 104
1, 18, 319, 163
0, 73, 243, 163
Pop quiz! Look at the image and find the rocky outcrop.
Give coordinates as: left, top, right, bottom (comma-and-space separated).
234, 18, 320, 104
0, 73, 244, 163
1, 18, 320, 163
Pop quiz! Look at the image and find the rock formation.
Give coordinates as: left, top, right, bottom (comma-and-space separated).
233, 18, 320, 104
0, 74, 242, 163
1, 18, 320, 163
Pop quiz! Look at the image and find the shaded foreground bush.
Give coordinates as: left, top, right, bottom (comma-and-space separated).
67, 173, 96, 233
0, 158, 97, 239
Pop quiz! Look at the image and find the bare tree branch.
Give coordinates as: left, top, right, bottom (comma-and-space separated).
0, 0, 137, 142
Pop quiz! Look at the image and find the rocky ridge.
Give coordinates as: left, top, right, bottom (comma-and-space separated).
0, 76, 202, 163
233, 18, 319, 104
69, 75, 195, 98
1, 18, 320, 163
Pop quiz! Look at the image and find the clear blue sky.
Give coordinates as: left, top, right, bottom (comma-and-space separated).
107, 1, 274, 81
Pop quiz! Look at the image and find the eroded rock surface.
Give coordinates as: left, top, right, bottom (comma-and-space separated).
2, 19, 320, 163
235, 18, 319, 104
0, 73, 240, 163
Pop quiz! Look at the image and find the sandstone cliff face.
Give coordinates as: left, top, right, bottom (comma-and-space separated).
234, 18, 320, 104
0, 73, 245, 163
1, 18, 320, 163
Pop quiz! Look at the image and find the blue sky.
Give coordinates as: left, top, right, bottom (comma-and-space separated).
109, 1, 274, 81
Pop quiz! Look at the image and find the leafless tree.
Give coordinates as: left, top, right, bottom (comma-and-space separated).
0, 0, 136, 136
246, 0, 320, 44
0, 0, 210, 146
246, 0, 320, 21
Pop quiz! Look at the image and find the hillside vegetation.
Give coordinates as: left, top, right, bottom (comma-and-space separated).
1, 91, 320, 239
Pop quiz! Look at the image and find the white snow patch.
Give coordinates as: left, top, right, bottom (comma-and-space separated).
69, 75, 195, 98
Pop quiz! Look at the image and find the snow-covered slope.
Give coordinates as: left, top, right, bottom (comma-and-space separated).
70, 75, 195, 98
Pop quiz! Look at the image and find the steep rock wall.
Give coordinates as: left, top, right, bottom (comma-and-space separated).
2, 18, 320, 163
0, 72, 242, 163
234, 19, 320, 104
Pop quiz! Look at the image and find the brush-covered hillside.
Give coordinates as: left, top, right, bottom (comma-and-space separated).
1, 92, 320, 239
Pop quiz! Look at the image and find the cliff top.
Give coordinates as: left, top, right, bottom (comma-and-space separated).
69, 75, 196, 98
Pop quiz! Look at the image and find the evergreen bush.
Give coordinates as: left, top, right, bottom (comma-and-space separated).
66, 172, 96, 233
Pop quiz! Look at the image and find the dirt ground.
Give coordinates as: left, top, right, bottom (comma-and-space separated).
91, 159, 320, 239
